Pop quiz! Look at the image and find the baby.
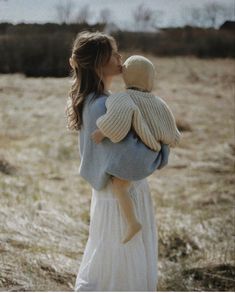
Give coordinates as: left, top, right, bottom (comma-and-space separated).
91, 55, 181, 244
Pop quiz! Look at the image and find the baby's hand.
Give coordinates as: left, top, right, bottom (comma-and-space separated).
91, 129, 105, 144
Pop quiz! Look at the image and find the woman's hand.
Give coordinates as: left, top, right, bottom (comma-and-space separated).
91, 129, 106, 144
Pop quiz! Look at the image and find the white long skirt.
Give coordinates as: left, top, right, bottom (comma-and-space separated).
75, 178, 158, 291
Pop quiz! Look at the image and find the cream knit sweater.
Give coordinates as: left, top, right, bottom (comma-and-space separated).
96, 89, 181, 151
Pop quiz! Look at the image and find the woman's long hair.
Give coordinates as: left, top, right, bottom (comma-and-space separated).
66, 31, 115, 131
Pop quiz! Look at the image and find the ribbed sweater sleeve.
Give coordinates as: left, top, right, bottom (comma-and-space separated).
96, 93, 135, 143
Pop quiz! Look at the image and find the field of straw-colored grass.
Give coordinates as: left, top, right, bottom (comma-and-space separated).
0, 56, 234, 291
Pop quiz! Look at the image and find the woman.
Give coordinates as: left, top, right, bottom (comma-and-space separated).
66, 31, 169, 291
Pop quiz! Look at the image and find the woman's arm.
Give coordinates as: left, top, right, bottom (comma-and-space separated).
89, 95, 170, 181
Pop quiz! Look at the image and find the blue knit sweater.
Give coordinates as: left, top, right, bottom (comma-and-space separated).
78, 92, 170, 190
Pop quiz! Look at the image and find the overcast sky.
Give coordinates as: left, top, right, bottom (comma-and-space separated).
0, 0, 234, 29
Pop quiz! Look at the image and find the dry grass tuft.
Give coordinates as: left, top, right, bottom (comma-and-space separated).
0, 157, 17, 175
159, 233, 199, 262
39, 263, 76, 286
183, 264, 235, 291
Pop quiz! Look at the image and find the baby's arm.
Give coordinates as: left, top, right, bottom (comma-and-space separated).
91, 128, 106, 144
95, 93, 135, 143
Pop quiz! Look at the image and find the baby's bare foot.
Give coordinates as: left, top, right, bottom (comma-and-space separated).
122, 222, 142, 244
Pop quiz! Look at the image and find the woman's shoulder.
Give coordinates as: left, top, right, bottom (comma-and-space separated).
85, 93, 108, 117
86, 92, 107, 107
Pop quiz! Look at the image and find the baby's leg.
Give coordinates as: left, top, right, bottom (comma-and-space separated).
111, 177, 142, 244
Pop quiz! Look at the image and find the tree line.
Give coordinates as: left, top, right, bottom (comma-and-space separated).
0, 22, 234, 77
54, 1, 233, 30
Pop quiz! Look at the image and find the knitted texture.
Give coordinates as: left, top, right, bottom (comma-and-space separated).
96, 89, 181, 151
122, 55, 155, 92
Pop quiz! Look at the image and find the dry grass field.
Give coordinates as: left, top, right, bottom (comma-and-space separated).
0, 56, 234, 291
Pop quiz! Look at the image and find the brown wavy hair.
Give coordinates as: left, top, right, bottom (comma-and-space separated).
66, 31, 115, 131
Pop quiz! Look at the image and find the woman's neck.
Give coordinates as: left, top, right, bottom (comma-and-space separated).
103, 76, 113, 92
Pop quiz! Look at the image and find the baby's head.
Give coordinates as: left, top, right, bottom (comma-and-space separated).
122, 55, 155, 92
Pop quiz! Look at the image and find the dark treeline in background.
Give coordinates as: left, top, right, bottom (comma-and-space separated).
0, 22, 234, 77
